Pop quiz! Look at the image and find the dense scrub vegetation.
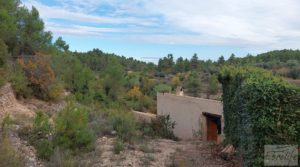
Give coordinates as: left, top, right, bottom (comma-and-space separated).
218, 67, 300, 166
1, 0, 299, 110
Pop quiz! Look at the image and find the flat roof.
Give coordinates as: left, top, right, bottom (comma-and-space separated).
157, 93, 222, 104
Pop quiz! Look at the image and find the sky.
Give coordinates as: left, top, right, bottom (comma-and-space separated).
23, 0, 300, 63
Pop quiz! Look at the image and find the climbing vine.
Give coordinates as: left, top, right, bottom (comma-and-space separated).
218, 66, 300, 167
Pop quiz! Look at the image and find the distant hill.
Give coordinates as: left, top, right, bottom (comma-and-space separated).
235, 49, 300, 79
73, 49, 156, 73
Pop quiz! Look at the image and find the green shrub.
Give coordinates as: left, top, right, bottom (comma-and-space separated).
10, 65, 32, 98
151, 115, 177, 140
288, 67, 300, 79
219, 66, 300, 167
138, 95, 156, 113
185, 71, 201, 97
0, 39, 8, 68
113, 139, 124, 154
0, 68, 7, 88
140, 121, 155, 137
36, 139, 54, 160
109, 110, 137, 142
32, 111, 52, 139
24, 111, 54, 160
1, 114, 13, 138
48, 81, 64, 101
54, 102, 95, 151
154, 84, 172, 93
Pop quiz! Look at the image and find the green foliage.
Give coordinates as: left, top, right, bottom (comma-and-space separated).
190, 54, 199, 71
138, 95, 156, 113
0, 0, 18, 44
27, 111, 54, 160
52, 54, 96, 103
103, 59, 125, 101
207, 74, 219, 97
140, 77, 157, 96
16, 6, 52, 54
20, 106, 96, 160
175, 57, 190, 73
151, 115, 177, 140
217, 56, 225, 65
0, 68, 6, 88
1, 114, 13, 138
32, 111, 52, 139
36, 139, 54, 160
109, 110, 137, 142
54, 102, 95, 150
125, 72, 140, 88
0, 40, 8, 87
0, 39, 8, 67
113, 139, 125, 154
219, 66, 300, 167
288, 67, 300, 79
48, 81, 64, 101
154, 84, 172, 93
54, 37, 69, 52
158, 54, 174, 73
10, 64, 32, 98
185, 71, 201, 97
75, 48, 150, 72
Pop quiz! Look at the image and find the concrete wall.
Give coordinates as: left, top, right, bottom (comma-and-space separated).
157, 93, 224, 141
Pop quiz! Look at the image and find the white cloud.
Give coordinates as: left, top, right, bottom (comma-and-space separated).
143, 0, 300, 48
24, 0, 300, 50
24, 0, 156, 26
45, 23, 162, 37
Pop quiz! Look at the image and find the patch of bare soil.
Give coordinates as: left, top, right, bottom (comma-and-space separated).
77, 137, 239, 167
8, 127, 45, 167
0, 83, 35, 119
171, 140, 240, 167
21, 98, 65, 114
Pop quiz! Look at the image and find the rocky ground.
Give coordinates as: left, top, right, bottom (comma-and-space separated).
75, 137, 239, 167
8, 128, 45, 167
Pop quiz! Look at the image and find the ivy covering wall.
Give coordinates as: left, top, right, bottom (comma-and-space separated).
218, 66, 300, 166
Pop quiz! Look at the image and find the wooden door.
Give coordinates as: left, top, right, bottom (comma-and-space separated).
207, 118, 218, 141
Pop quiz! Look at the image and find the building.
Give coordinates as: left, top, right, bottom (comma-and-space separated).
157, 93, 224, 143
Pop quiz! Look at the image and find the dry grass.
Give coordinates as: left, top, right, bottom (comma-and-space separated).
0, 137, 25, 167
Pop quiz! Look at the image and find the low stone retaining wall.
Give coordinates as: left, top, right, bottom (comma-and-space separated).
132, 110, 156, 123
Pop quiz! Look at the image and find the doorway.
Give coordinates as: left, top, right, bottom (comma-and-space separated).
203, 112, 221, 142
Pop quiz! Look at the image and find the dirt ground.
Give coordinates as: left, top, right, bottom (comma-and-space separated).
77, 137, 239, 167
